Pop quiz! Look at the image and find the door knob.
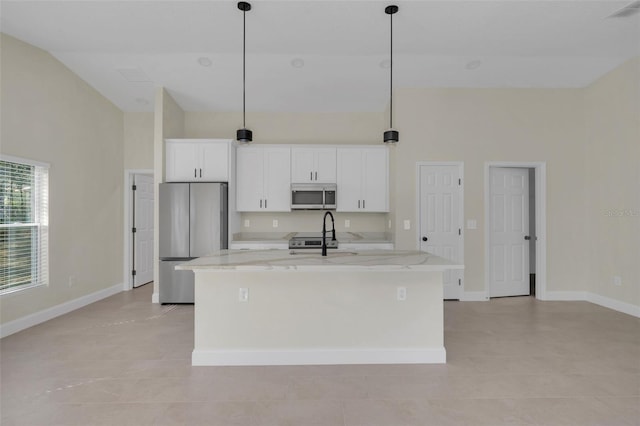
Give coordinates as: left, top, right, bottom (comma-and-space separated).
422, 236, 428, 241
524, 235, 531, 240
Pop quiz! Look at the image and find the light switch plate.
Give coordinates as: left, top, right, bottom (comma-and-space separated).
244, 219, 250, 228
403, 220, 411, 230
467, 219, 477, 230
272, 219, 278, 228
344, 219, 350, 228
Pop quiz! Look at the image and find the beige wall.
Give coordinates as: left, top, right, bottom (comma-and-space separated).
584, 58, 640, 307
393, 88, 589, 294
185, 111, 385, 144
124, 112, 154, 170
0, 34, 124, 323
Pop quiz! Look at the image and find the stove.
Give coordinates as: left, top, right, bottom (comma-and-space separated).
288, 233, 339, 250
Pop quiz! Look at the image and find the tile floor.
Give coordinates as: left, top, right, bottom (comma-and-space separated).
1, 283, 638, 425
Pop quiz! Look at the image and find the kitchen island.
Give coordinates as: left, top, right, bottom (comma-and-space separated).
177, 249, 462, 366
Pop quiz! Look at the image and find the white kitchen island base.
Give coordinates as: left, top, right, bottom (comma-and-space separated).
190, 269, 446, 366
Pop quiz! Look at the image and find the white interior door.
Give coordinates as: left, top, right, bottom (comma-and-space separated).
133, 174, 154, 287
489, 167, 530, 297
418, 164, 463, 300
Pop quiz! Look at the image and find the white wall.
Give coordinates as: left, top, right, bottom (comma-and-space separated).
0, 34, 124, 324
584, 58, 640, 308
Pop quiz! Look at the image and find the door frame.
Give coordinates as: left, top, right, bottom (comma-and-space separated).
415, 161, 465, 296
123, 169, 154, 291
484, 162, 547, 300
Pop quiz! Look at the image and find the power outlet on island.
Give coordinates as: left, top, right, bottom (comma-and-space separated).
238, 288, 249, 302
272, 219, 279, 228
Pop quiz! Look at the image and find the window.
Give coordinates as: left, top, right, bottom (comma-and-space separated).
0, 156, 49, 294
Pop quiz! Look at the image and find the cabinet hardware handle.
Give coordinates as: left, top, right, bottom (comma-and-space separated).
199, 168, 202, 178
194, 168, 197, 178
363, 200, 365, 209
315, 171, 317, 180
310, 172, 313, 180
422, 236, 428, 241
358, 200, 360, 208
260, 199, 262, 208
265, 199, 267, 209
524, 235, 531, 241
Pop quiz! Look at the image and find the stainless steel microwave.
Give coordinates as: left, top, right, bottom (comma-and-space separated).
291, 183, 337, 210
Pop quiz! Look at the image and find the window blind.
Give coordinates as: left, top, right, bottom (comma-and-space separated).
0, 157, 49, 294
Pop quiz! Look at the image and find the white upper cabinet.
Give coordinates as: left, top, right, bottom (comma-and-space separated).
236, 145, 291, 212
337, 147, 389, 212
165, 139, 229, 182
291, 147, 336, 183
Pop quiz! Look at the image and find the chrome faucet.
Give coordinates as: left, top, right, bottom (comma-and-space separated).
321, 211, 336, 256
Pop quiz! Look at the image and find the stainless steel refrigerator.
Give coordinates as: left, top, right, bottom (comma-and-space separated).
159, 183, 228, 303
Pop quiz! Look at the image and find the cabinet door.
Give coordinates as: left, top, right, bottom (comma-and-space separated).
361, 148, 388, 212
166, 142, 198, 182
236, 147, 264, 211
263, 147, 291, 211
336, 148, 363, 212
315, 147, 337, 183
199, 142, 229, 182
291, 148, 315, 183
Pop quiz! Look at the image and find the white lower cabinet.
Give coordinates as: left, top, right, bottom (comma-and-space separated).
236, 145, 291, 212
337, 147, 388, 212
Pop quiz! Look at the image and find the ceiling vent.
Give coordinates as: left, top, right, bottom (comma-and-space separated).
606, 1, 640, 18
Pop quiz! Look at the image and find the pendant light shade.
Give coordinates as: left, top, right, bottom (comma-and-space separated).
384, 5, 399, 144
237, 1, 252, 143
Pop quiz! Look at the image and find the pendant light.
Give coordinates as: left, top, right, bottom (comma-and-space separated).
383, 5, 399, 144
237, 1, 253, 142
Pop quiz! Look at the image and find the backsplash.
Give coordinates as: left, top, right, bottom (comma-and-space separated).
240, 211, 390, 233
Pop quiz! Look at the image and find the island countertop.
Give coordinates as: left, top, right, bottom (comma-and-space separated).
176, 249, 463, 272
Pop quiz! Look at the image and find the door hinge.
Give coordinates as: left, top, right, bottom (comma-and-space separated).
132, 184, 137, 191
458, 278, 462, 286
131, 270, 136, 276
132, 227, 137, 233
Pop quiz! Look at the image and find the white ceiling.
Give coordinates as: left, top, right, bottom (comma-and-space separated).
2, 0, 639, 113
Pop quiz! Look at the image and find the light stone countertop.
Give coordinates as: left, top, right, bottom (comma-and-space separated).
231, 231, 393, 245
176, 249, 463, 272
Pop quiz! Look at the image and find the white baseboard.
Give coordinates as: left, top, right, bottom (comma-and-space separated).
192, 347, 447, 366
0, 283, 122, 338
152, 292, 159, 304
544, 291, 639, 318
586, 293, 640, 318
460, 291, 488, 301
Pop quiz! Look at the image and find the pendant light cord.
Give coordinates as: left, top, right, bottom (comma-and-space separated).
242, 8, 246, 128
389, 11, 393, 129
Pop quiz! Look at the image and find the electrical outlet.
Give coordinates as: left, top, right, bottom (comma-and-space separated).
68, 275, 76, 287
244, 219, 250, 228
345, 219, 350, 228
613, 276, 622, 286
467, 219, 477, 229
272, 219, 278, 228
403, 220, 411, 230
238, 288, 249, 302
397, 287, 407, 301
